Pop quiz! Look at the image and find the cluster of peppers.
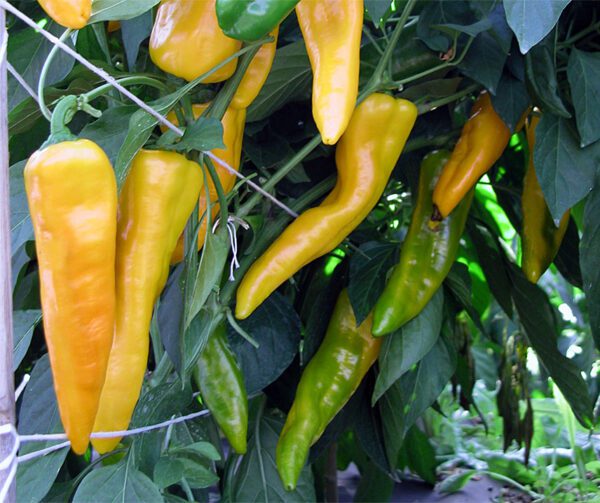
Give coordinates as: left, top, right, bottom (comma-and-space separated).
30, 0, 571, 489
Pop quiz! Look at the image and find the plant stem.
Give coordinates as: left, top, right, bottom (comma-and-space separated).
417, 83, 480, 114
83, 76, 170, 102
38, 28, 72, 121
205, 157, 229, 227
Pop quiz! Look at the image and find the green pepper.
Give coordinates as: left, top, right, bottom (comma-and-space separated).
372, 150, 474, 336
276, 290, 381, 491
216, 0, 299, 41
193, 324, 248, 454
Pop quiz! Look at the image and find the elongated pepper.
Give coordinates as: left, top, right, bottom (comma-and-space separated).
296, 0, 363, 145
372, 150, 474, 336
276, 290, 381, 491
235, 93, 417, 320
193, 324, 248, 454
149, 0, 242, 83
92, 150, 203, 453
24, 139, 117, 454
521, 115, 569, 283
432, 91, 510, 219
37, 0, 91, 29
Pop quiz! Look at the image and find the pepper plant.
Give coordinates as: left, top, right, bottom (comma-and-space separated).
7, 0, 600, 501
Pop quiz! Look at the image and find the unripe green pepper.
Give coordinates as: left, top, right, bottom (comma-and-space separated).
372, 150, 474, 336
193, 324, 248, 454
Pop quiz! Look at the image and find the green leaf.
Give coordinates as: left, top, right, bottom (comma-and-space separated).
490, 73, 531, 132
89, 0, 160, 23
347, 242, 397, 325
353, 457, 394, 502
437, 470, 478, 493
10, 160, 33, 255
73, 456, 162, 503
567, 49, 600, 147
121, 11, 153, 71
169, 441, 221, 461
444, 262, 484, 331
12, 309, 41, 370
459, 31, 508, 94
17, 356, 68, 503
416, 1, 477, 52
365, 0, 393, 27
247, 41, 312, 122
503, 0, 570, 54
175, 117, 224, 153
404, 426, 438, 485
533, 114, 600, 222
229, 293, 301, 395
178, 458, 219, 489
373, 290, 443, 404
580, 175, 600, 350
153, 457, 184, 489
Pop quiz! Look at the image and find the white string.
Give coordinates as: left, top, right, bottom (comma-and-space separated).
17, 441, 70, 464
0, 0, 300, 219
212, 216, 251, 280
7, 62, 39, 102
0, 424, 19, 502
14, 374, 30, 401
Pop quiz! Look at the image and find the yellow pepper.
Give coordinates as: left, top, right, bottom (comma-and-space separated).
231, 28, 279, 110
24, 139, 117, 454
92, 150, 203, 453
235, 93, 417, 319
37, 0, 91, 29
521, 115, 569, 283
296, 0, 363, 145
432, 91, 511, 219
149, 0, 242, 83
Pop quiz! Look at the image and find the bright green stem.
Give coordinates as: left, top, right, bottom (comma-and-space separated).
38, 28, 72, 122
83, 76, 170, 102
205, 157, 229, 227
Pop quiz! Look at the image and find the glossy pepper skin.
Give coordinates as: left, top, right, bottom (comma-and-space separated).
296, 0, 363, 145
276, 290, 381, 491
521, 116, 569, 283
149, 0, 242, 83
24, 140, 117, 454
193, 324, 248, 454
167, 103, 246, 263
231, 27, 279, 110
216, 0, 298, 41
236, 94, 417, 320
37, 0, 91, 29
372, 151, 474, 336
432, 91, 510, 219
92, 150, 203, 453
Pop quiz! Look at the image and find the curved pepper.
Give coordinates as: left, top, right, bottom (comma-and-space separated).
276, 290, 381, 491
92, 150, 203, 453
432, 91, 510, 219
521, 116, 569, 283
37, 0, 91, 29
235, 93, 417, 320
24, 140, 117, 454
193, 324, 248, 454
216, 0, 298, 41
296, 0, 363, 145
372, 150, 474, 336
149, 0, 242, 83
231, 28, 279, 110
166, 103, 246, 263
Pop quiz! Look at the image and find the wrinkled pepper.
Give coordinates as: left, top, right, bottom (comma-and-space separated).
235, 93, 417, 320
92, 150, 203, 453
521, 115, 569, 283
432, 91, 510, 219
193, 324, 248, 454
149, 0, 242, 83
276, 290, 381, 491
166, 103, 246, 263
296, 0, 363, 145
24, 139, 117, 454
38, 0, 91, 29
216, 0, 298, 41
372, 150, 474, 336
231, 27, 279, 110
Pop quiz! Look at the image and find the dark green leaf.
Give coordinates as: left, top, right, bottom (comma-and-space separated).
158, 264, 184, 372
554, 217, 583, 289
533, 114, 600, 222
445, 262, 484, 331
169, 441, 221, 461
437, 469, 478, 493
89, 0, 160, 23
373, 290, 443, 403
404, 426, 437, 485
365, 0, 393, 27
178, 457, 219, 489
153, 457, 184, 489
175, 117, 224, 153
122, 11, 153, 71
12, 309, 41, 370
503, 0, 570, 54
10, 160, 33, 255
567, 49, 600, 147
353, 457, 394, 502
459, 31, 508, 94
490, 73, 530, 132
416, 1, 476, 52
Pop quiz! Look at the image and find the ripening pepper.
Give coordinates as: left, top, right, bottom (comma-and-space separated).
296, 0, 363, 145
521, 115, 569, 283
37, 0, 91, 29
92, 150, 203, 453
231, 27, 279, 110
235, 93, 417, 320
193, 324, 248, 454
149, 0, 242, 83
276, 290, 381, 491
166, 103, 246, 263
432, 91, 510, 219
24, 139, 117, 454
216, 0, 298, 41
372, 150, 474, 336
